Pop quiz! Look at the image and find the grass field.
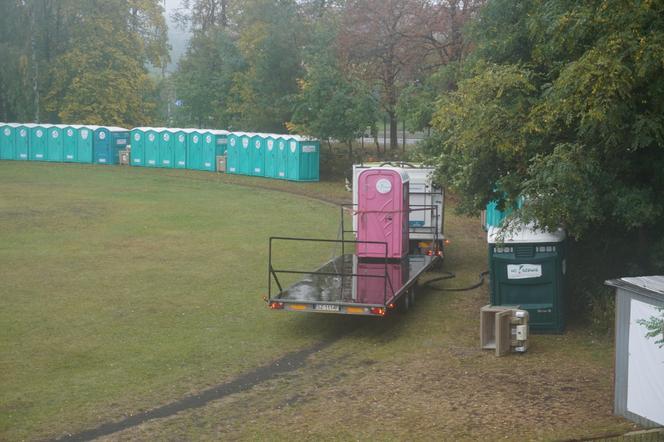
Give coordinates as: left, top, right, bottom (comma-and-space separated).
1, 162, 636, 441
0, 162, 350, 440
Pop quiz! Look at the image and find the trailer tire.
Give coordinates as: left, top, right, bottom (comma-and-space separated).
409, 288, 416, 307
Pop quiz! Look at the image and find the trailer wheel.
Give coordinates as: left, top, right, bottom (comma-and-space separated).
409, 288, 416, 307
400, 290, 411, 312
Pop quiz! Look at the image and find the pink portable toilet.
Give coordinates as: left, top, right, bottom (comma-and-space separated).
357, 167, 410, 259
355, 260, 407, 305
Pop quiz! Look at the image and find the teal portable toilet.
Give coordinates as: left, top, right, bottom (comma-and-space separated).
200, 130, 216, 171
250, 133, 265, 176
158, 129, 175, 168
210, 129, 229, 156
1, 123, 16, 160
144, 128, 160, 167
484, 197, 525, 230
46, 125, 64, 162
275, 136, 288, 179
130, 127, 146, 166
186, 129, 203, 170
76, 126, 94, 163
93, 126, 129, 165
29, 124, 49, 161
238, 132, 251, 175
13, 124, 30, 160
286, 136, 320, 181
173, 129, 188, 169
62, 125, 79, 162
226, 132, 239, 174
488, 224, 567, 333
264, 134, 278, 178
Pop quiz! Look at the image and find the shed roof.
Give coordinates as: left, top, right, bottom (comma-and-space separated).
606, 276, 664, 302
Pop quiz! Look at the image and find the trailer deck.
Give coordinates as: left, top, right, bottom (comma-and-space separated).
268, 239, 440, 316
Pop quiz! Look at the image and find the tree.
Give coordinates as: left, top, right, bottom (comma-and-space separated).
427, 0, 664, 324
289, 20, 377, 154
172, 29, 245, 127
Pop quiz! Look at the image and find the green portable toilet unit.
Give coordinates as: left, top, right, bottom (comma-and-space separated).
488, 224, 567, 333
275, 136, 288, 179
210, 129, 229, 156
1, 123, 16, 160
250, 133, 265, 176
172, 129, 188, 169
264, 134, 278, 178
186, 129, 203, 170
144, 128, 160, 167
62, 125, 79, 162
13, 124, 30, 160
286, 136, 320, 181
226, 132, 240, 174
46, 125, 64, 162
130, 128, 146, 166
29, 124, 49, 161
93, 126, 129, 165
158, 129, 175, 168
238, 132, 251, 175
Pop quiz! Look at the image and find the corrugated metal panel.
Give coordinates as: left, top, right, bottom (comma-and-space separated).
621, 276, 664, 295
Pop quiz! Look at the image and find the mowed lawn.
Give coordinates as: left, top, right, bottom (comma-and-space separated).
0, 162, 350, 440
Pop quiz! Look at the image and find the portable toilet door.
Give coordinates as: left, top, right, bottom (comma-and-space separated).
238, 133, 251, 175
173, 130, 187, 169
186, 130, 203, 170
130, 128, 145, 166
14, 124, 30, 160
201, 131, 216, 171
250, 134, 265, 176
29, 124, 48, 161
77, 126, 94, 163
286, 137, 299, 180
211, 129, 229, 156
297, 138, 320, 181
264, 135, 278, 178
93, 127, 112, 164
62, 126, 78, 162
0, 124, 15, 160
144, 128, 160, 167
276, 137, 288, 179
158, 129, 175, 168
226, 132, 239, 174
47, 125, 64, 162
356, 167, 410, 259
111, 127, 130, 161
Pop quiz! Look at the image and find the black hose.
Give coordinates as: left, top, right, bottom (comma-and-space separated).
424, 270, 489, 292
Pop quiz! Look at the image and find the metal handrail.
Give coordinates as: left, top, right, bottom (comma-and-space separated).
268, 236, 393, 304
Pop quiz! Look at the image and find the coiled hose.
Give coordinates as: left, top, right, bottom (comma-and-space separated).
423, 270, 490, 291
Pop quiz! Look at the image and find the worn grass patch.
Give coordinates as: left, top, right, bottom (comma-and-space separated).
90, 186, 635, 441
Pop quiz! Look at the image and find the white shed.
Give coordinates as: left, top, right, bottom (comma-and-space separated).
606, 276, 664, 427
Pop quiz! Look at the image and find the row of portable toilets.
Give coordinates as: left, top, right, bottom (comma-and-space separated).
0, 123, 129, 164
0, 123, 320, 181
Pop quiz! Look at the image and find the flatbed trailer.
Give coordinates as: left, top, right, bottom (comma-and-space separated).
267, 237, 441, 317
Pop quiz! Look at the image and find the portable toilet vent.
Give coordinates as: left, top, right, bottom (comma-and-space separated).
356, 168, 410, 259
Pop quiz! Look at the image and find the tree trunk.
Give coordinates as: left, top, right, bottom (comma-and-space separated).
389, 111, 398, 150
347, 140, 353, 159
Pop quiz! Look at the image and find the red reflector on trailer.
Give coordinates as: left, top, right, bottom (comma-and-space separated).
387, 303, 396, 310
270, 302, 285, 309
370, 307, 386, 316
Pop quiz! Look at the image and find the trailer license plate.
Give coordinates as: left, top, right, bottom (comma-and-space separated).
314, 304, 339, 312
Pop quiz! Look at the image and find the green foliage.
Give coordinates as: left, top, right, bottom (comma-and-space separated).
289, 21, 377, 145
172, 30, 245, 128
426, 0, 664, 326
0, 0, 168, 125
637, 307, 664, 348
